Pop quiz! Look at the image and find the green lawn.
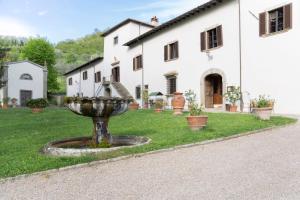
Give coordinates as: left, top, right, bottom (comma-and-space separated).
0, 108, 296, 179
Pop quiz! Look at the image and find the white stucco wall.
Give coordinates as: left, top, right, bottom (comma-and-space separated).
7, 61, 47, 105
65, 0, 300, 114
241, 0, 299, 114
141, 0, 239, 106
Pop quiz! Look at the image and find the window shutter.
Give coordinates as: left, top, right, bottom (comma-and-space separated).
140, 55, 143, 69
216, 25, 223, 46
164, 45, 168, 61
284, 4, 292, 30
259, 12, 266, 36
174, 42, 179, 58
133, 58, 136, 71
94, 73, 96, 82
200, 32, 206, 51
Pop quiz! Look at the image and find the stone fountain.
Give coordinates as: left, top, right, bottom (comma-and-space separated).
43, 80, 150, 157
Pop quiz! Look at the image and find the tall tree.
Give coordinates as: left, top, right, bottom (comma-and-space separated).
0, 48, 10, 89
22, 38, 59, 92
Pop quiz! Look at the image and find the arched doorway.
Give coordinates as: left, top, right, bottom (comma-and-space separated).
204, 74, 223, 108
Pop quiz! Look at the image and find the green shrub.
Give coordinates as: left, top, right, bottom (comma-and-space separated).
155, 99, 164, 109
26, 98, 48, 108
251, 95, 275, 108
2, 97, 10, 104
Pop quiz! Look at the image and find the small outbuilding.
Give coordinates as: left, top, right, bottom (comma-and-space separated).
0, 61, 48, 106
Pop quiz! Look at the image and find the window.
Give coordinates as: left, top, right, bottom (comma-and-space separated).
135, 86, 141, 99
133, 55, 143, 71
208, 28, 218, 49
94, 71, 101, 83
201, 25, 223, 51
166, 76, 177, 95
20, 73, 33, 80
112, 67, 120, 82
269, 7, 284, 33
259, 4, 292, 36
68, 78, 72, 85
114, 36, 118, 45
83, 71, 88, 80
164, 41, 179, 61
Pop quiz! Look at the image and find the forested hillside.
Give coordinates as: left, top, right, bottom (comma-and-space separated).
0, 30, 104, 74
0, 32, 104, 93
55, 31, 104, 74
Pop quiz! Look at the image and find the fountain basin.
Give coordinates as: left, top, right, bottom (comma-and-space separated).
43, 135, 151, 157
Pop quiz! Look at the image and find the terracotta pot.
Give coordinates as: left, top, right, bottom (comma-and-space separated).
143, 103, 149, 109
31, 108, 43, 113
2, 104, 8, 109
252, 107, 272, 120
171, 92, 185, 115
128, 103, 139, 110
229, 105, 237, 112
154, 108, 162, 113
186, 115, 208, 131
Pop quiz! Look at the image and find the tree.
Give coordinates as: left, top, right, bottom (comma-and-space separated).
0, 48, 10, 89
22, 38, 59, 92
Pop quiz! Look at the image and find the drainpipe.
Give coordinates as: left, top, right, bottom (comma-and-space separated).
93, 65, 95, 97
238, 0, 244, 112
79, 69, 82, 97
139, 24, 145, 107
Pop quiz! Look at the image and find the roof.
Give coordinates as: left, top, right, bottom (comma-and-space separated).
64, 57, 103, 76
101, 18, 155, 37
6, 60, 48, 71
149, 92, 164, 96
124, 0, 228, 46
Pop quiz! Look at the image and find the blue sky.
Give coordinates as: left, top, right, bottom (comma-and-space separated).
0, 0, 207, 43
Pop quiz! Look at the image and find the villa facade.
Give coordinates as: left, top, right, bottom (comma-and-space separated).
65, 0, 299, 114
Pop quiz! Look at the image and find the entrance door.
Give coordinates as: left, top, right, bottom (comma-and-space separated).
205, 78, 214, 108
205, 74, 223, 108
20, 90, 32, 106
112, 67, 120, 82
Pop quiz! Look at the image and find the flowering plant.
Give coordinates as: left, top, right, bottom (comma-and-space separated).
251, 95, 274, 108
224, 86, 241, 105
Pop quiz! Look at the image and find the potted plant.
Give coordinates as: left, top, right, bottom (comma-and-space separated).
11, 98, 17, 108
224, 86, 241, 112
2, 97, 10, 109
154, 99, 164, 113
128, 101, 139, 110
185, 90, 208, 131
184, 89, 196, 111
142, 90, 149, 109
251, 95, 274, 120
186, 102, 208, 131
171, 92, 185, 115
26, 98, 48, 113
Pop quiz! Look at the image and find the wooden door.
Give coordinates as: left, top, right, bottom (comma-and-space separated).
213, 76, 223, 104
205, 78, 213, 108
20, 90, 32, 107
112, 67, 120, 82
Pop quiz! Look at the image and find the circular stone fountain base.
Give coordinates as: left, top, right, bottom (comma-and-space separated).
43, 136, 151, 157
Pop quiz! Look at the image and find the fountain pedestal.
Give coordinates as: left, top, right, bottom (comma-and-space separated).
93, 117, 112, 145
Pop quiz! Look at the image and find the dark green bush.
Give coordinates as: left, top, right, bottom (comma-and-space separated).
26, 98, 48, 108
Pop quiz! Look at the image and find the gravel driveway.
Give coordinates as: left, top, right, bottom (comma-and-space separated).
1, 119, 300, 200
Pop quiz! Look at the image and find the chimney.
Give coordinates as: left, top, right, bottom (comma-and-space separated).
151, 16, 159, 26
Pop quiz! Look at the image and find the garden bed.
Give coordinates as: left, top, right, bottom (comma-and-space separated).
0, 108, 296, 179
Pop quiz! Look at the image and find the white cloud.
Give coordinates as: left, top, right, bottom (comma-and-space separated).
0, 17, 36, 37
37, 10, 48, 16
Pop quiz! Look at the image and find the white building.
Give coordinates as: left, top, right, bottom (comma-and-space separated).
65, 0, 299, 114
0, 61, 48, 106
